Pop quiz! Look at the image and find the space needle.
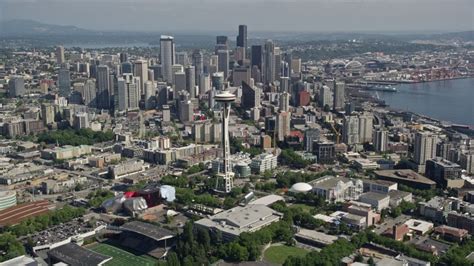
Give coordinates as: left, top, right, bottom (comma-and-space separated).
214, 91, 236, 193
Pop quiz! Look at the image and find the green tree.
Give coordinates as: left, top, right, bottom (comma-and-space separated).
0, 233, 26, 262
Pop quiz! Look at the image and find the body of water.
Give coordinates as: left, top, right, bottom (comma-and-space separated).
377, 78, 474, 126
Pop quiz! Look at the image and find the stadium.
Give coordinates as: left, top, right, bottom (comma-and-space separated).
88, 220, 176, 264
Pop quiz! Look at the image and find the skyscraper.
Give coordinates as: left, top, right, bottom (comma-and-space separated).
83, 79, 96, 107
56, 45, 65, 64
333, 81, 345, 111
144, 81, 155, 110
319, 85, 332, 109
215, 36, 228, 53
119, 53, 128, 63
134, 59, 148, 96
96, 65, 110, 109
279, 92, 290, 112
199, 73, 211, 96
373, 129, 388, 153
185, 65, 196, 98
232, 66, 251, 87
414, 132, 438, 165
192, 50, 203, 84
276, 111, 291, 142
8, 76, 25, 97
343, 115, 360, 145
117, 75, 139, 112
358, 113, 373, 143
58, 68, 71, 97
251, 45, 263, 70
236, 25, 247, 57
174, 71, 186, 93
175, 52, 189, 66
263, 40, 275, 84
217, 50, 229, 80
241, 82, 260, 109
160, 35, 175, 82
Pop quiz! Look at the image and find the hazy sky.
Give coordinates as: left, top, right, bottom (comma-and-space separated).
1, 0, 473, 33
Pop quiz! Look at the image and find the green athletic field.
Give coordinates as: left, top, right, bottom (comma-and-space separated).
88, 243, 158, 266
264, 245, 309, 264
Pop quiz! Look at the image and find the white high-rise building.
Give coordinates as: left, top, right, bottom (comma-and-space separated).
117, 75, 139, 112
333, 81, 345, 111
358, 113, 373, 143
276, 111, 291, 142
56, 45, 65, 64
134, 59, 148, 96
199, 73, 211, 96
319, 85, 332, 109
279, 92, 290, 112
414, 132, 438, 165
83, 79, 96, 107
160, 35, 175, 82
343, 115, 360, 145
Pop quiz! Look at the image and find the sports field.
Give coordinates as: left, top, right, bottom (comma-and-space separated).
88, 243, 158, 266
263, 245, 309, 264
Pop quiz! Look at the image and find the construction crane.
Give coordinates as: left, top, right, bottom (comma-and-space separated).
330, 123, 341, 144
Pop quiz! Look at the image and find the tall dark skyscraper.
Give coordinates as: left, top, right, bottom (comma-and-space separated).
96, 65, 110, 109
119, 53, 128, 63
215, 36, 228, 53
236, 25, 247, 52
251, 45, 263, 70
192, 50, 203, 84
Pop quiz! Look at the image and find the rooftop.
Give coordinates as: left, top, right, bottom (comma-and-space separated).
295, 228, 338, 245
359, 192, 390, 201
121, 220, 175, 242
195, 204, 282, 237
374, 169, 436, 185
309, 175, 357, 190
48, 243, 111, 266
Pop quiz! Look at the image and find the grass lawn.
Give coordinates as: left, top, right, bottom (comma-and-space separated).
264, 245, 309, 264
88, 243, 158, 266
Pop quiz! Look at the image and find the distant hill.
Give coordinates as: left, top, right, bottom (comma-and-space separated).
0, 19, 94, 36
430, 31, 474, 42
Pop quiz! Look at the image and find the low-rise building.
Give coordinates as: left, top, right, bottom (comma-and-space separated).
374, 169, 436, 190
363, 179, 398, 193
294, 228, 338, 248
404, 219, 434, 235
310, 175, 363, 202
419, 196, 455, 224
41, 145, 92, 160
195, 204, 283, 242
388, 190, 413, 207
447, 212, 474, 234
434, 225, 469, 242
108, 160, 146, 179
249, 153, 278, 174
0, 191, 16, 211
357, 192, 390, 211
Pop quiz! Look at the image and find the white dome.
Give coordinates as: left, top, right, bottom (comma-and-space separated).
289, 182, 313, 193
